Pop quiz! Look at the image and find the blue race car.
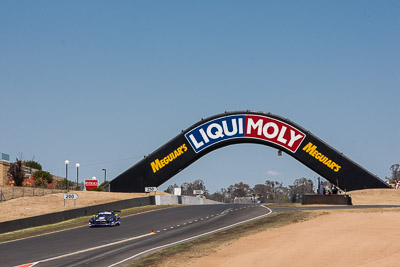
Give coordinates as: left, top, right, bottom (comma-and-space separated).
89, 211, 121, 227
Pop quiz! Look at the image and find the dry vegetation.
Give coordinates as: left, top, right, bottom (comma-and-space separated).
0, 190, 164, 222
348, 188, 400, 205
1, 188, 400, 223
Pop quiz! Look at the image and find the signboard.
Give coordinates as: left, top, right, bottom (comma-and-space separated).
63, 193, 78, 200
185, 114, 306, 153
63, 193, 79, 207
85, 179, 98, 190
145, 187, 157, 192
193, 190, 204, 195
110, 111, 390, 193
174, 188, 181, 196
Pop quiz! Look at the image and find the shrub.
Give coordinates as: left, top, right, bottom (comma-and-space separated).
25, 160, 43, 170
56, 179, 73, 190
87, 187, 105, 191
99, 181, 109, 188
33, 170, 53, 186
8, 159, 25, 186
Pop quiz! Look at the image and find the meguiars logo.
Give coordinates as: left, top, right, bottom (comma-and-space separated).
151, 144, 187, 173
185, 115, 305, 153
302, 142, 341, 172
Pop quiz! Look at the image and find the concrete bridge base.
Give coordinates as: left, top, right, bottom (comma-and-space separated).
302, 194, 352, 205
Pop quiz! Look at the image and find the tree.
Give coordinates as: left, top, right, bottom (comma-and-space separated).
208, 188, 229, 203
8, 159, 25, 186
253, 183, 267, 201
181, 179, 208, 196
164, 184, 179, 194
289, 177, 315, 203
253, 180, 289, 203
226, 182, 253, 202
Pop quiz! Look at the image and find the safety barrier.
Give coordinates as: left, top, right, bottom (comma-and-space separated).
153, 195, 221, 205
0, 197, 152, 234
301, 194, 352, 205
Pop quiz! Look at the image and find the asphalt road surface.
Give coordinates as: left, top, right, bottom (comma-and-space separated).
3, 203, 398, 267
1, 204, 271, 267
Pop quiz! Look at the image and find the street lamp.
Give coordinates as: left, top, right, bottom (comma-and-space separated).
102, 168, 107, 183
76, 163, 80, 190
64, 160, 69, 190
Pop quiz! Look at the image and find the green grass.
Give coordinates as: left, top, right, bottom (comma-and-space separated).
0, 205, 174, 243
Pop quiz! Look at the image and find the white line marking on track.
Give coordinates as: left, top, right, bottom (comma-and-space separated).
2, 207, 174, 246
34, 232, 154, 264
107, 205, 273, 267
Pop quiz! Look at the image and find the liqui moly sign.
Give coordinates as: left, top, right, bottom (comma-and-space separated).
185, 114, 306, 153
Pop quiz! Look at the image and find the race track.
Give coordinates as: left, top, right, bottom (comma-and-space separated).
3, 203, 398, 267
1, 204, 270, 267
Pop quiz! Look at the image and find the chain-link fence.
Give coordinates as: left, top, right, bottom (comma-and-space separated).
0, 186, 65, 201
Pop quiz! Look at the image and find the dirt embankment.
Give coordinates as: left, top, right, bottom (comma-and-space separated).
348, 188, 400, 205
0, 190, 161, 222
1, 188, 400, 222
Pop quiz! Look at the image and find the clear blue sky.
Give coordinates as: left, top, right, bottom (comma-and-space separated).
1, 1, 399, 193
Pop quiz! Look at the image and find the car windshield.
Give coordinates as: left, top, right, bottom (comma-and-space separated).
97, 213, 113, 218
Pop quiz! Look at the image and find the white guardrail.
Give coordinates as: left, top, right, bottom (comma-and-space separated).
154, 195, 221, 205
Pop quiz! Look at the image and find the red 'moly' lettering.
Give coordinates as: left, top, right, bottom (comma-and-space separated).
245, 115, 305, 153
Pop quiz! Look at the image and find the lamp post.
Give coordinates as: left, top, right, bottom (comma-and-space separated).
102, 168, 107, 183
76, 163, 80, 190
65, 160, 69, 191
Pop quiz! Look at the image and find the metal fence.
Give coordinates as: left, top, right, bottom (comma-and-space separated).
0, 186, 65, 201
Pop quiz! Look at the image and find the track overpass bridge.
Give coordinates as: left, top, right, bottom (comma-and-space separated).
107, 111, 389, 192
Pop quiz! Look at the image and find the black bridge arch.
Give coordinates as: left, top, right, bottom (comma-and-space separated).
109, 111, 389, 192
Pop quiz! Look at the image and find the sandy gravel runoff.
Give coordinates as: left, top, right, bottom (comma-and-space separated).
189, 210, 400, 267
2, 188, 400, 266
188, 189, 400, 267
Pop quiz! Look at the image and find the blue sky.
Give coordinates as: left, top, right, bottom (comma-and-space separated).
1, 1, 399, 193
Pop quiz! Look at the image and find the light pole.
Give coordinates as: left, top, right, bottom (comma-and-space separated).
102, 168, 107, 183
76, 163, 80, 190
65, 160, 69, 191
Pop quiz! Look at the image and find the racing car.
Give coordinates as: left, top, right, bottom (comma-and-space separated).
89, 211, 121, 227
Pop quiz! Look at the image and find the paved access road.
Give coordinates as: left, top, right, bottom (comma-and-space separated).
1, 204, 271, 267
